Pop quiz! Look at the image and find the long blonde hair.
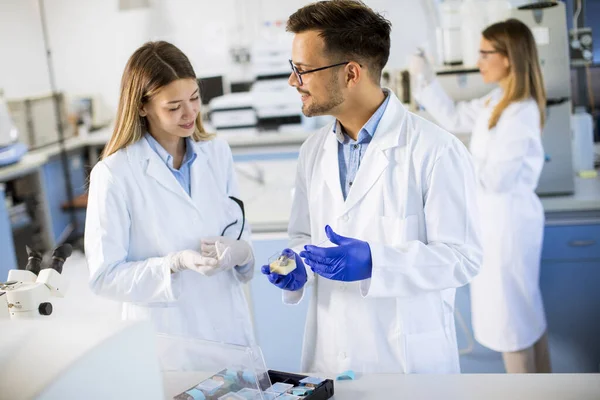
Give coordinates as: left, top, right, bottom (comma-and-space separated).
102, 41, 212, 159
483, 19, 546, 130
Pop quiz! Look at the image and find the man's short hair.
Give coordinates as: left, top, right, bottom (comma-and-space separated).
287, 0, 392, 83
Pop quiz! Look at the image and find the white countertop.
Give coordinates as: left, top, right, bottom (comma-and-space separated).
328, 373, 600, 400
81, 126, 314, 150
221, 131, 312, 149
163, 372, 600, 400
0, 135, 94, 182
0, 151, 48, 182
540, 175, 600, 214
541, 144, 600, 214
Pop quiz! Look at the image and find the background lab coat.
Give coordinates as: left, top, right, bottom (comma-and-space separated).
416, 80, 546, 352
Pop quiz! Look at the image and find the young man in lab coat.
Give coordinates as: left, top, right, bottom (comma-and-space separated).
261, 0, 482, 374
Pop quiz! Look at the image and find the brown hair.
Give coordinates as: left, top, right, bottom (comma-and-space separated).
286, 0, 391, 83
483, 19, 546, 130
102, 41, 212, 159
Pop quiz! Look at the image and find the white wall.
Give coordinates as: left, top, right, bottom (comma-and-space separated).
0, 0, 152, 109
148, 0, 239, 78
43, 0, 152, 109
370, 0, 436, 68
0, 0, 435, 111
0, 0, 55, 98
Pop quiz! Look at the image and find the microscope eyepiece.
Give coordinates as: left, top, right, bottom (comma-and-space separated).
47, 244, 73, 274
25, 246, 43, 276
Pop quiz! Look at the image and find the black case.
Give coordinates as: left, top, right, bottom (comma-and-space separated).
267, 370, 335, 400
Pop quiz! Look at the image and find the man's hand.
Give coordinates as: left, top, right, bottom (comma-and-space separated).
261, 249, 307, 291
300, 225, 372, 282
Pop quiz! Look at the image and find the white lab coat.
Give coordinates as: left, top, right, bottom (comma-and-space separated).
84, 136, 255, 347
285, 92, 482, 374
415, 79, 546, 352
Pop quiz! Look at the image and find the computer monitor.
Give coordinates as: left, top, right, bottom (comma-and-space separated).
197, 76, 225, 105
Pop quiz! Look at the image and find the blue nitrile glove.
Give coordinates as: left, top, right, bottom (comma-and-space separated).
299, 225, 372, 282
261, 248, 307, 291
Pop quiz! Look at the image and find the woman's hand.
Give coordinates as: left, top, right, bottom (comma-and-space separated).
201, 237, 254, 273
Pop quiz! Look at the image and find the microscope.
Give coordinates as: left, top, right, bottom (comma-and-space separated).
0, 244, 72, 319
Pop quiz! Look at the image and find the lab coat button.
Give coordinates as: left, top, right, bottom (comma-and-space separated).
342, 215, 349, 222
340, 351, 347, 359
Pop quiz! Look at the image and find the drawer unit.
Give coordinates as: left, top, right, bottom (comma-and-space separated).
541, 224, 600, 261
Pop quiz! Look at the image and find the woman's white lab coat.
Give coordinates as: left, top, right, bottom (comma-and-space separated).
84, 137, 255, 347
285, 92, 482, 374
415, 80, 546, 352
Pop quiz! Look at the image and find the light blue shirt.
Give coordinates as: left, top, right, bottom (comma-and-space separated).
145, 133, 197, 196
334, 92, 391, 200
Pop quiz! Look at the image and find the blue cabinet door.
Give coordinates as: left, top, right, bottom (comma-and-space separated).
40, 151, 87, 244
540, 259, 600, 372
541, 223, 600, 372
542, 224, 600, 261
452, 223, 600, 373
0, 186, 17, 279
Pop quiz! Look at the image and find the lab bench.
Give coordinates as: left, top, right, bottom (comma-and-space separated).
536, 178, 600, 373
82, 125, 313, 164
163, 371, 600, 400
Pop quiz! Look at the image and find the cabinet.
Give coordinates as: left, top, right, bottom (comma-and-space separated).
0, 185, 17, 280
40, 151, 87, 244
456, 222, 600, 373
540, 222, 600, 372
542, 224, 600, 261
0, 149, 87, 280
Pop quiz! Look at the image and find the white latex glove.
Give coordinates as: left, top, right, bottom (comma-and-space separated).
169, 250, 219, 275
408, 49, 435, 86
201, 236, 254, 271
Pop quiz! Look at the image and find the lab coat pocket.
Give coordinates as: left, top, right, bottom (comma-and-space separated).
377, 215, 419, 246
405, 329, 456, 373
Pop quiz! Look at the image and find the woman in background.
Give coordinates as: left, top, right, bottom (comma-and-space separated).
410, 19, 551, 373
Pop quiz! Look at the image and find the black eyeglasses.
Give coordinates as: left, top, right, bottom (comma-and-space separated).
220, 196, 245, 240
479, 50, 500, 60
289, 59, 350, 86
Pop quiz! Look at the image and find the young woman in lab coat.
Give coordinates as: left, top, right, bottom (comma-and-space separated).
85, 41, 255, 348
410, 19, 550, 373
